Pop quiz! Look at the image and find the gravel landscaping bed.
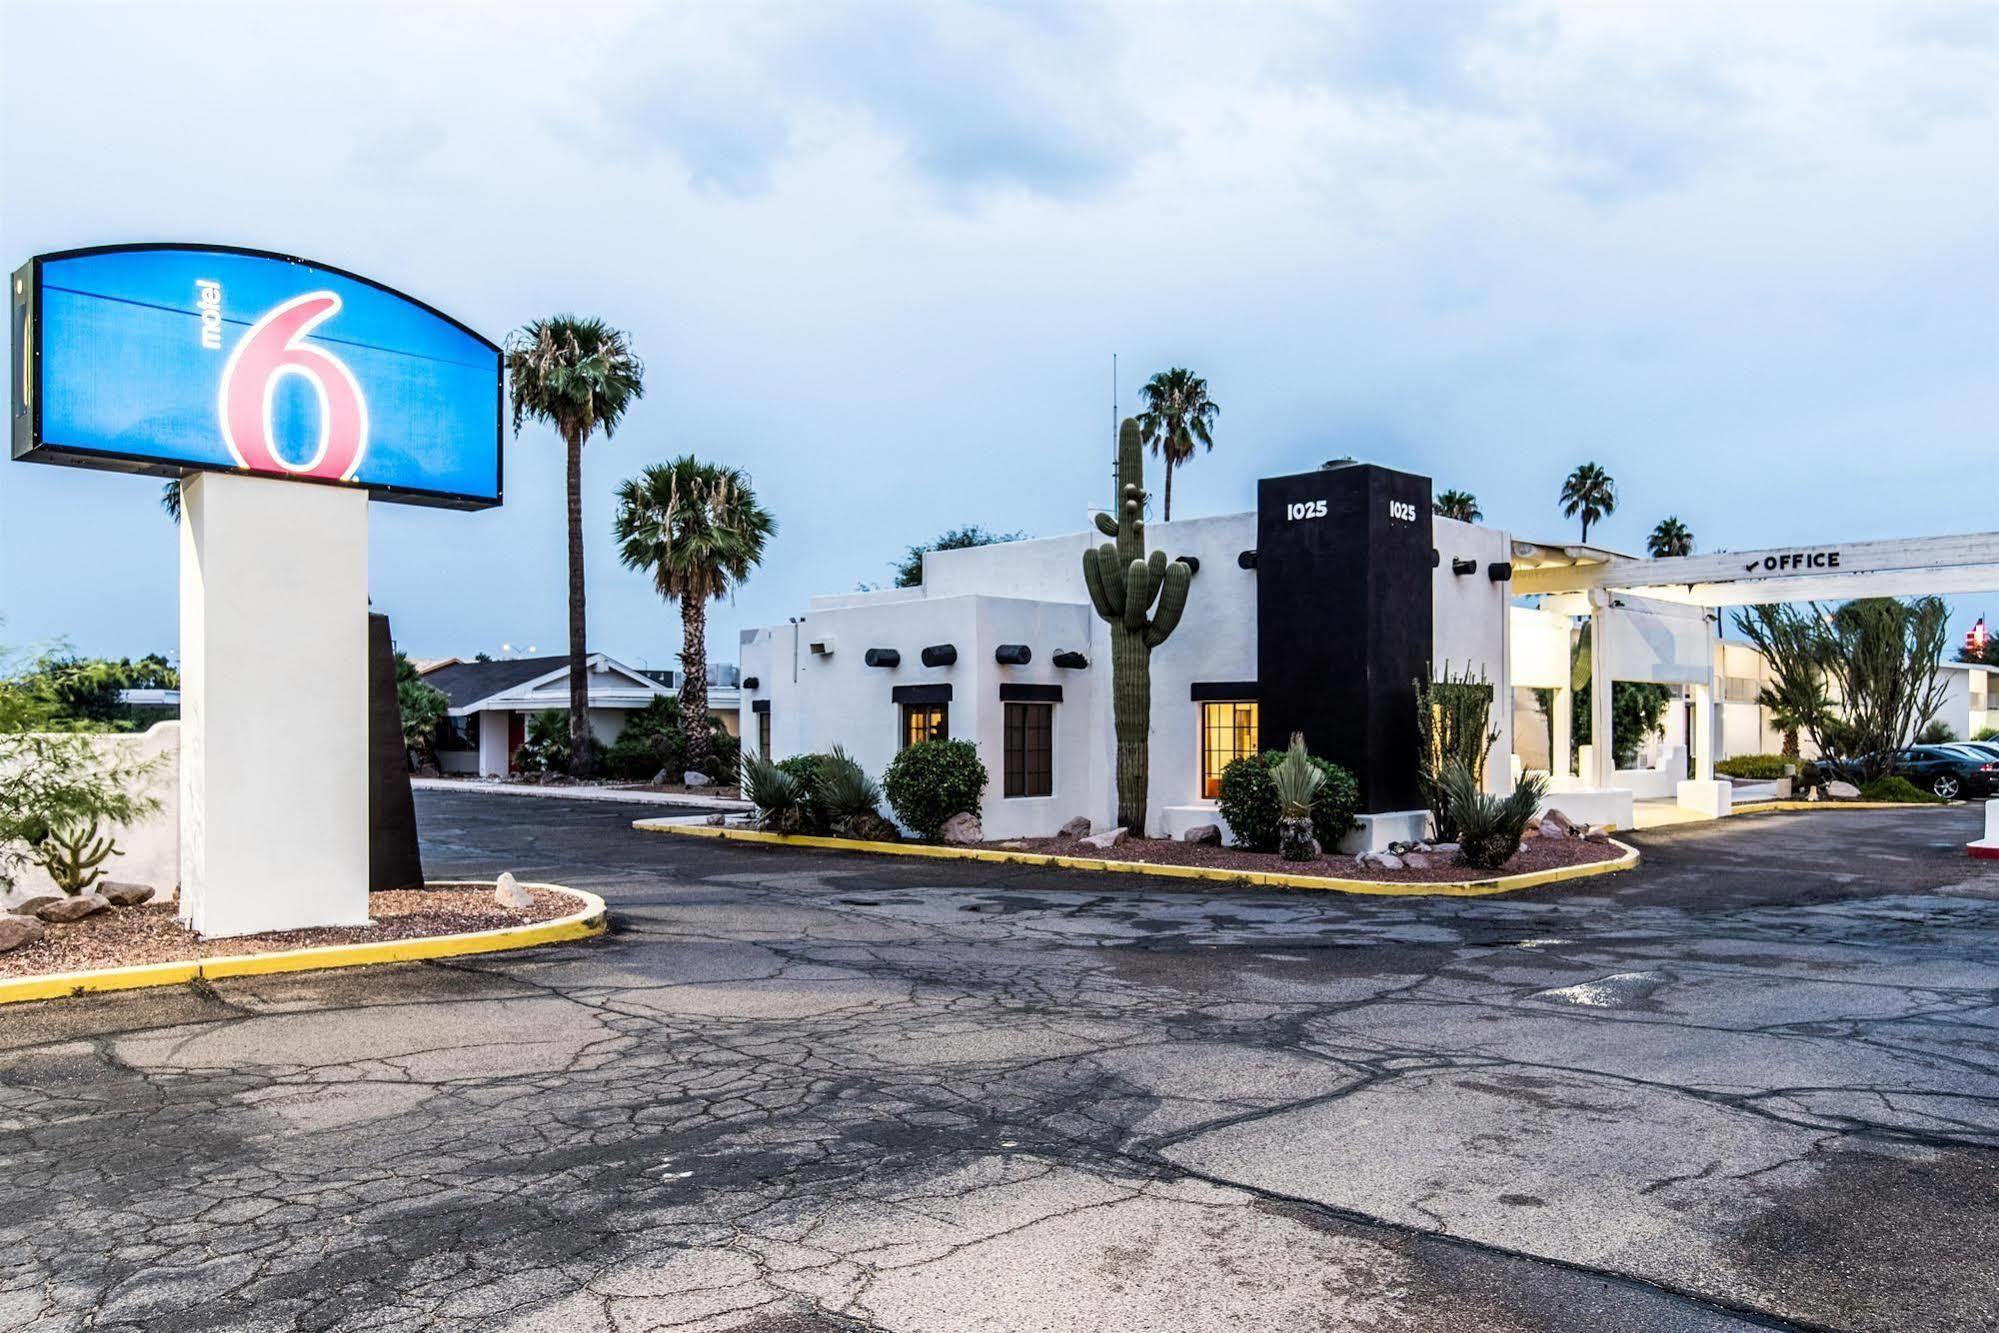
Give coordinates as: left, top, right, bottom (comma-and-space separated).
0, 886, 577, 979
983, 833, 1625, 882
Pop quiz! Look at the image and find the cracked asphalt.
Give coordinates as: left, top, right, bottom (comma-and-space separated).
5, 793, 1998, 1332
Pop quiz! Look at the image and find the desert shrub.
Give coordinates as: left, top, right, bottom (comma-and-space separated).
882, 739, 986, 838
777, 754, 831, 832
1858, 775, 1940, 804
1416, 664, 1497, 841
512, 709, 570, 775
814, 746, 896, 840
1440, 761, 1549, 872
1217, 750, 1361, 852
0, 667, 161, 892
1976, 727, 1998, 743
605, 698, 740, 783
741, 752, 806, 831
1716, 754, 1789, 780
1916, 719, 1958, 745
602, 734, 663, 781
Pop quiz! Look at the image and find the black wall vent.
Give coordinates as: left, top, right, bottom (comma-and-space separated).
740, 676, 759, 690
1052, 650, 1089, 670
1487, 561, 1514, 583
994, 644, 1032, 666
1451, 557, 1478, 576
863, 648, 900, 668
1237, 549, 1258, 570
920, 644, 958, 667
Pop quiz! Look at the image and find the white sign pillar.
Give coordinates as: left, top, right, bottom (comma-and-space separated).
1588, 593, 1613, 787
179, 472, 372, 937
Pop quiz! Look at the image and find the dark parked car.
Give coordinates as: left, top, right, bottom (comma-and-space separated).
1878, 745, 1999, 800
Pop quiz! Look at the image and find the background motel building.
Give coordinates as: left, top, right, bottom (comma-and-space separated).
418, 654, 741, 776
741, 461, 1999, 846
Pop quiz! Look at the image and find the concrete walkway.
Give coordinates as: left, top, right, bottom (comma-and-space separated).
413, 775, 751, 811
4, 792, 1995, 1331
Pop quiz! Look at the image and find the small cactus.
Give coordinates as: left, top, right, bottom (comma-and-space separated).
1083, 418, 1193, 833
32, 819, 121, 896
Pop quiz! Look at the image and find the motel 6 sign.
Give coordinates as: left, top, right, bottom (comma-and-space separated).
11, 244, 501, 508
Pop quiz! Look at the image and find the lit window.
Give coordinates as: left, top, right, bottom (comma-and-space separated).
1003, 703, 1053, 798
902, 702, 948, 748
1200, 701, 1258, 798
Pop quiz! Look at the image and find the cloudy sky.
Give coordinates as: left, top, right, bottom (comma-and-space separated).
2, 0, 1994, 669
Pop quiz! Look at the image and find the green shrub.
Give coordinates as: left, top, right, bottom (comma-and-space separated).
1217, 750, 1361, 852
1916, 719, 1958, 745
1858, 776, 1940, 804
1440, 761, 1549, 871
814, 746, 896, 840
882, 739, 987, 838
1716, 754, 1789, 780
605, 698, 740, 783
741, 752, 806, 831
776, 754, 831, 832
1977, 727, 1998, 743
602, 734, 663, 781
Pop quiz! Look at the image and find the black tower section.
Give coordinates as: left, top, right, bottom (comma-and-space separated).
1255, 464, 1433, 814
369, 614, 425, 891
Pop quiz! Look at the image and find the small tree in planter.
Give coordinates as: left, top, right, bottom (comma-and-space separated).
1217, 750, 1360, 853
1271, 734, 1325, 861
883, 739, 987, 839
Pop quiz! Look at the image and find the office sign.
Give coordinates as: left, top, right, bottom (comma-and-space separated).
11, 245, 501, 508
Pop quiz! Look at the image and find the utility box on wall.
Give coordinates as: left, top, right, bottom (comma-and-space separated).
1255, 463, 1434, 813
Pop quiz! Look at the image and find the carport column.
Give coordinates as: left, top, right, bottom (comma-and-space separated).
179, 472, 373, 938
1551, 685, 1574, 778
1589, 591, 1613, 788
1691, 680, 1715, 781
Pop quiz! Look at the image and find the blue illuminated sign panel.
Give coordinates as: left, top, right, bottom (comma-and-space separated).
11, 245, 501, 509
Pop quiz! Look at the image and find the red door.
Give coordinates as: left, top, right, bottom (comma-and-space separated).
507, 713, 526, 773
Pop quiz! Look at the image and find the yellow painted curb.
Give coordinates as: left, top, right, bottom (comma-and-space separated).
1730, 800, 1948, 816
636, 820, 1639, 898
0, 883, 606, 1007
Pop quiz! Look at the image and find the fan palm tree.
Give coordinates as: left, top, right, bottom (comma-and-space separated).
1646, 516, 1694, 558
1434, 489, 1481, 523
160, 480, 181, 522
613, 456, 775, 776
506, 316, 645, 777
1136, 368, 1218, 522
1558, 462, 1617, 543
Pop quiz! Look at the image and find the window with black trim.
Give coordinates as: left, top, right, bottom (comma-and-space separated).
1200, 701, 1258, 798
1003, 702, 1053, 798
901, 702, 948, 748
757, 708, 771, 757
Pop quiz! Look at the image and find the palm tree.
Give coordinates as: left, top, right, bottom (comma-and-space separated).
1136, 368, 1218, 522
1646, 516, 1693, 558
506, 316, 645, 777
1558, 462, 1617, 543
614, 457, 775, 777
1434, 489, 1481, 523
160, 480, 181, 522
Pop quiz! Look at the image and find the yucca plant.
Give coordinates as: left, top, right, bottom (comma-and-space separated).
1439, 761, 1549, 872
740, 752, 805, 833
1270, 733, 1326, 861
814, 746, 896, 841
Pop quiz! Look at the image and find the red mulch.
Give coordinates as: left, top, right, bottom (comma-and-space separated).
0, 886, 577, 979
979, 832, 1624, 883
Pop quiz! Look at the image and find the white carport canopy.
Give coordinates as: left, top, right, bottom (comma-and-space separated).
1513, 532, 1999, 606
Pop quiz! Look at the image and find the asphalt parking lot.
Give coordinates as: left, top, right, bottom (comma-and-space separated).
3, 792, 1996, 1332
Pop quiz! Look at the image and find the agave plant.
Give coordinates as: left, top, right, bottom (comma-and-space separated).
740, 752, 805, 833
813, 746, 896, 840
1270, 733, 1326, 861
1438, 761, 1549, 872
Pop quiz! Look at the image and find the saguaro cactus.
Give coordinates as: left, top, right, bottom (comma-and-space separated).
1083, 418, 1194, 833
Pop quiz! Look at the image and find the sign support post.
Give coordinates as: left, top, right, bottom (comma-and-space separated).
178, 472, 373, 936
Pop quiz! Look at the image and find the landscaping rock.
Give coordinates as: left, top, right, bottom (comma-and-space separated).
1535, 819, 1570, 841
1824, 780, 1862, 800
0, 914, 43, 953
704, 813, 728, 826
1582, 826, 1612, 845
683, 771, 713, 787
101, 882, 155, 908
1182, 824, 1222, 845
493, 873, 533, 909
1057, 816, 1092, 840
1428, 843, 1460, 856
1357, 850, 1404, 870
939, 812, 984, 845
1402, 852, 1433, 870
1078, 827, 1129, 851
37, 894, 108, 924
10, 893, 60, 917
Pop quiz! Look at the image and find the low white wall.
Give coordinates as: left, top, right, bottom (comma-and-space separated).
6, 722, 179, 904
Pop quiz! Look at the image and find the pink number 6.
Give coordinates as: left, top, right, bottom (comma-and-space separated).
217, 291, 369, 481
